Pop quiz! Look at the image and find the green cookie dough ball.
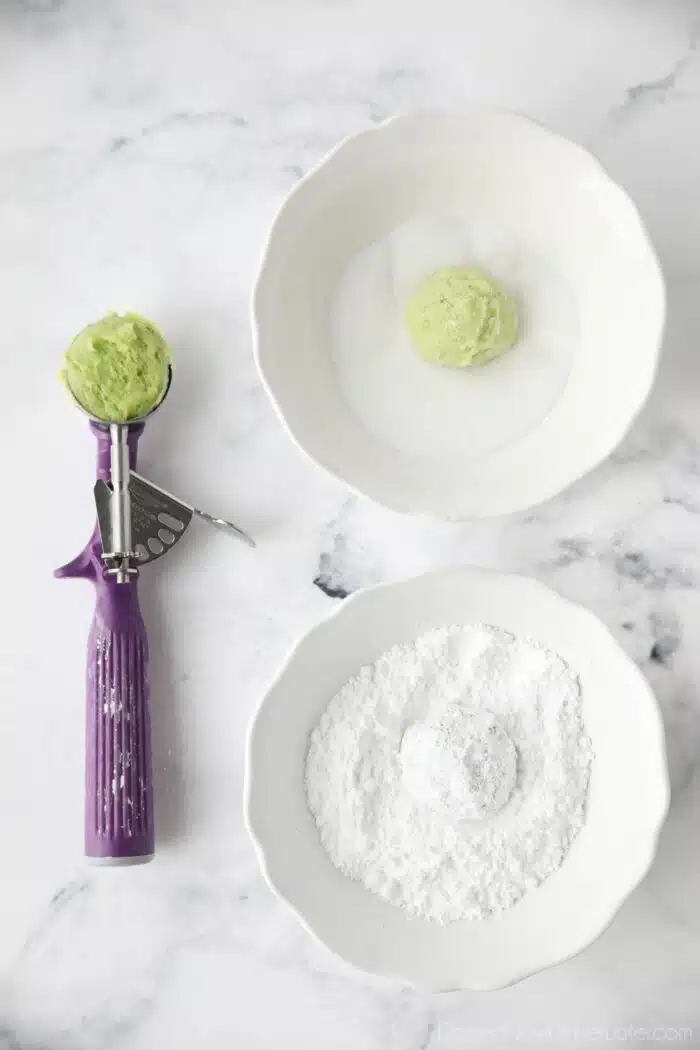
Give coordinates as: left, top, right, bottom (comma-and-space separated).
404, 266, 518, 368
61, 312, 171, 422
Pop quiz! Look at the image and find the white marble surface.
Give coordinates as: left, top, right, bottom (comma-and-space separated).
1, 0, 700, 1045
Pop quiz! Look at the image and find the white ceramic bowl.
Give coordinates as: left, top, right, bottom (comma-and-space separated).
253, 109, 665, 519
245, 567, 669, 991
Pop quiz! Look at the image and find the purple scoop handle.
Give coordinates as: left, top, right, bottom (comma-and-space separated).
56, 424, 154, 863
86, 576, 153, 862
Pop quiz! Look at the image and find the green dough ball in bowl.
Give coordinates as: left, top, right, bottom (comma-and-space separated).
61, 312, 171, 422
405, 266, 518, 368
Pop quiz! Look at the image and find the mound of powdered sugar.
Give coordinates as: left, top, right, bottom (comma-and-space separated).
400, 706, 518, 822
304, 624, 593, 923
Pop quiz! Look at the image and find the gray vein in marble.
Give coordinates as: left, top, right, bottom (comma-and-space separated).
553, 537, 593, 568
313, 521, 366, 599
0, 1031, 27, 1050
109, 111, 249, 155
314, 497, 379, 600
7, 864, 267, 1049
15, 880, 91, 966
663, 494, 700, 514
0, 62, 427, 205
416, 1018, 437, 1050
616, 609, 681, 669
650, 637, 677, 665
613, 22, 700, 120
314, 547, 352, 598
49, 879, 89, 911
614, 549, 694, 590
546, 536, 694, 593
0, 1019, 67, 1050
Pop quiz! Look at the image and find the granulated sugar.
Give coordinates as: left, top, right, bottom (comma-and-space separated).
305, 624, 593, 923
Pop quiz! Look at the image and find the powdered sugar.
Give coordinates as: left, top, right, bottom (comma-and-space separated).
304, 624, 593, 923
400, 707, 518, 821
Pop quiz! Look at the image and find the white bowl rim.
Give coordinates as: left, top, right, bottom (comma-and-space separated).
244, 567, 670, 991
251, 106, 666, 521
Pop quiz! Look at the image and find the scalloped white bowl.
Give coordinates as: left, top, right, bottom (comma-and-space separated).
245, 567, 669, 991
253, 108, 665, 519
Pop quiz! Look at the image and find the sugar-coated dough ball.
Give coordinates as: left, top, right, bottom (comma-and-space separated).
404, 266, 518, 368
401, 707, 518, 821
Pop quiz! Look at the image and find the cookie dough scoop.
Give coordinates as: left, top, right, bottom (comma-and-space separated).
56, 313, 254, 864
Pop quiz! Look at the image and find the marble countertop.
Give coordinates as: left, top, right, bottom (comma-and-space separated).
2, 0, 700, 1045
